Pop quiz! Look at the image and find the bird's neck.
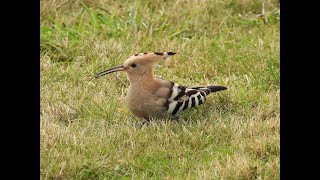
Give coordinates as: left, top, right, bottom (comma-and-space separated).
128, 68, 156, 85
140, 68, 155, 82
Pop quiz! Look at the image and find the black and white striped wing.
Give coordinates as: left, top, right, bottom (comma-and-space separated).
165, 83, 211, 117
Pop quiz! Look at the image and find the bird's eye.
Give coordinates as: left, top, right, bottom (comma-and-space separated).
131, 63, 137, 68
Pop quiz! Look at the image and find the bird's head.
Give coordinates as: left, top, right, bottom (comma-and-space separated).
91, 52, 176, 81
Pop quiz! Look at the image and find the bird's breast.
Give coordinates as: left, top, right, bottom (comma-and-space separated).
126, 85, 168, 119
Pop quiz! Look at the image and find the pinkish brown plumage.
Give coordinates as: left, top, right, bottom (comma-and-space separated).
92, 52, 227, 120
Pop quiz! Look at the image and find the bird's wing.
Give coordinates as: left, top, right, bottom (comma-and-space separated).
165, 83, 211, 117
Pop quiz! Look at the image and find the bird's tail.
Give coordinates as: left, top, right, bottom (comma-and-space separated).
206, 86, 227, 92
191, 86, 227, 94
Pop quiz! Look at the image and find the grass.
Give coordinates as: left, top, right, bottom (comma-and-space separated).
40, 0, 280, 179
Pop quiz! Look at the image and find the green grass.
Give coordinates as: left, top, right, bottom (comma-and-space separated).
40, 0, 280, 179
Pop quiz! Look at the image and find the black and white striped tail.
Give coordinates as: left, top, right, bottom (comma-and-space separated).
165, 83, 227, 117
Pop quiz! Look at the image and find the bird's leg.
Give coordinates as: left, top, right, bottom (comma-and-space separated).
141, 116, 158, 126
173, 116, 180, 123
136, 119, 149, 129
141, 119, 150, 126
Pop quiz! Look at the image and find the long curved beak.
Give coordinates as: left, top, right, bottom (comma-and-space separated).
89, 65, 125, 81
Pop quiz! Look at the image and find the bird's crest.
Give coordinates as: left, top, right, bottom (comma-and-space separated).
129, 52, 176, 61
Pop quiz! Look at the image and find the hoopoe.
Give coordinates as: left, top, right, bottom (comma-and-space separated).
91, 52, 227, 120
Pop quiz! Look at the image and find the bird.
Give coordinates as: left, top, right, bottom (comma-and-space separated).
91, 52, 227, 120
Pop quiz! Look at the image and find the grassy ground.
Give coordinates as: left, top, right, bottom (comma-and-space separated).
40, 0, 280, 179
